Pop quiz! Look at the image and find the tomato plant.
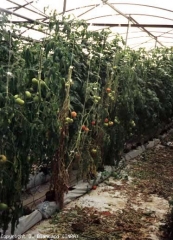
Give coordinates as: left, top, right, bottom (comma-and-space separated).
1, 12, 173, 234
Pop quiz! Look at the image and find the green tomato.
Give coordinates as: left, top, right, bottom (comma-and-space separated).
33, 96, 39, 103
25, 91, 31, 98
40, 80, 46, 87
69, 118, 73, 123
14, 94, 18, 99
32, 78, 38, 84
15, 98, 25, 105
0, 155, 7, 163
131, 120, 136, 127
96, 96, 101, 100
0, 203, 8, 211
114, 117, 119, 123
65, 117, 73, 123
108, 121, 114, 126
91, 149, 97, 154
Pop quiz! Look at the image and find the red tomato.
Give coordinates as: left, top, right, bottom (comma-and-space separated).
84, 127, 89, 132
71, 111, 77, 118
106, 88, 111, 93
91, 121, 96, 125
104, 118, 109, 123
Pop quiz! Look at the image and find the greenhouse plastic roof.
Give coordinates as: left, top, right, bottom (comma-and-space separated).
1, 0, 173, 49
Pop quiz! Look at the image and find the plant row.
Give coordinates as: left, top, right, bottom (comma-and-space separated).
0, 13, 173, 233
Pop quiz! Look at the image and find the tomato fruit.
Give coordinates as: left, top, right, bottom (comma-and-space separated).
69, 118, 73, 123
81, 125, 86, 131
106, 88, 111, 93
33, 96, 39, 103
66, 117, 73, 123
131, 120, 136, 127
71, 111, 77, 118
14, 94, 19, 99
25, 91, 31, 98
84, 127, 89, 132
91, 121, 96, 125
91, 149, 97, 154
15, 98, 25, 105
32, 78, 38, 84
40, 80, 46, 87
0, 155, 7, 163
108, 121, 114, 126
92, 185, 97, 190
114, 117, 120, 124
0, 203, 8, 211
104, 118, 109, 123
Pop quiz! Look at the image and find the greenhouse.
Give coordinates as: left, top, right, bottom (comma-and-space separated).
0, 0, 173, 239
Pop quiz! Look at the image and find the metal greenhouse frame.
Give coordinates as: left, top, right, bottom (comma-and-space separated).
0, 0, 173, 49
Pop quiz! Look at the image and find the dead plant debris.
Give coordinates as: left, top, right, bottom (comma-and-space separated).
48, 205, 155, 240
42, 133, 173, 240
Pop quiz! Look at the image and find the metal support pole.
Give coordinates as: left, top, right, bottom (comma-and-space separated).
0, 7, 46, 25
155, 37, 157, 48
125, 16, 130, 48
102, 0, 164, 47
63, 0, 67, 15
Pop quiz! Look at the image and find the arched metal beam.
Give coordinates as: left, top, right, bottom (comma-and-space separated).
116, 31, 173, 36
57, 1, 173, 48
58, 4, 100, 15
0, 6, 47, 25
7, 0, 48, 17
29, 1, 173, 41
78, 5, 99, 18
108, 35, 161, 40
102, 1, 163, 46
8, 1, 33, 12
111, 2, 173, 14
58, 3, 173, 16
86, 14, 173, 23
91, 23, 173, 28
131, 40, 154, 49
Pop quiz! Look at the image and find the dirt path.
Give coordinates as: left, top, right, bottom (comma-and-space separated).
26, 135, 173, 240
